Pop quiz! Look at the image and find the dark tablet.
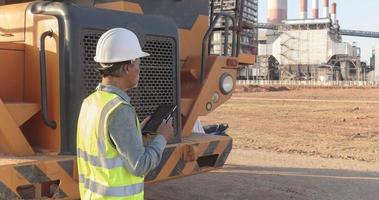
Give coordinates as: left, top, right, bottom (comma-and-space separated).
142, 104, 176, 134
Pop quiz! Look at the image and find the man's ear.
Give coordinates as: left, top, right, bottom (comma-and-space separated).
123, 64, 129, 73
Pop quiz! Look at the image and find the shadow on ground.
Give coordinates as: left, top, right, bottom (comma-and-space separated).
145, 164, 379, 200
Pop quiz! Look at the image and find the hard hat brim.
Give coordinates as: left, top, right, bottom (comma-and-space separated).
94, 51, 150, 64
138, 51, 150, 59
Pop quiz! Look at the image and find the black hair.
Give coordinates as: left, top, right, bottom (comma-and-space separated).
97, 60, 132, 77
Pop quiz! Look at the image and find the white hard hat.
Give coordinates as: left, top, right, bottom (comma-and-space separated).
94, 28, 150, 64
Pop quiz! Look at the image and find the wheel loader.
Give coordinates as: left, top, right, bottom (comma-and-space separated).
0, 0, 255, 198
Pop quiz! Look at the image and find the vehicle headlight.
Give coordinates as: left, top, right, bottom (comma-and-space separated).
211, 92, 220, 103
219, 73, 234, 94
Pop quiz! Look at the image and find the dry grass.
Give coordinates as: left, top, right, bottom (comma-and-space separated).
201, 88, 379, 162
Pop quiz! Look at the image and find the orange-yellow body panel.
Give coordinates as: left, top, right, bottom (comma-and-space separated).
177, 16, 209, 62
0, 99, 34, 156
5, 102, 39, 126
22, 9, 61, 152
0, 2, 61, 153
0, 3, 28, 42
0, 44, 25, 102
181, 56, 238, 135
95, 1, 143, 14
238, 53, 257, 65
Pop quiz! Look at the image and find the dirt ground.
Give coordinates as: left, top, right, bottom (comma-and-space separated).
203, 88, 379, 162
146, 149, 379, 200
146, 87, 379, 200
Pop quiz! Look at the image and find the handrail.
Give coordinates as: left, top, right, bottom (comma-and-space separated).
201, 13, 237, 84
40, 30, 57, 129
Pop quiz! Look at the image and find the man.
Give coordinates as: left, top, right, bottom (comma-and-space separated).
77, 28, 173, 199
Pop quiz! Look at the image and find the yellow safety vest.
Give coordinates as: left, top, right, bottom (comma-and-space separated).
77, 91, 144, 200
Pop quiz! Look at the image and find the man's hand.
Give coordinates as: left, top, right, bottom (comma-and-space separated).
157, 118, 174, 141
140, 116, 151, 129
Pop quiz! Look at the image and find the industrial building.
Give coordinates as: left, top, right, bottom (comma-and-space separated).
258, 0, 363, 81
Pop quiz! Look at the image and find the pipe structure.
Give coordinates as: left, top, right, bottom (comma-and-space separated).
300, 0, 308, 19
311, 0, 319, 18
322, 0, 329, 18
331, 2, 337, 24
268, 0, 287, 24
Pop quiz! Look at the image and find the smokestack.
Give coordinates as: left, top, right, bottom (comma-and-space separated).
331, 2, 337, 23
311, 0, 319, 18
322, 0, 329, 18
268, 0, 288, 24
300, 0, 308, 19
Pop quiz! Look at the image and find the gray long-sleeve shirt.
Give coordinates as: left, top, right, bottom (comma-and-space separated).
97, 84, 167, 177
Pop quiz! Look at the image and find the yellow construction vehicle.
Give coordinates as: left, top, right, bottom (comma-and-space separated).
0, 0, 256, 198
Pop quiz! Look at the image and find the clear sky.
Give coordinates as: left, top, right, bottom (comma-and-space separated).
258, 0, 379, 63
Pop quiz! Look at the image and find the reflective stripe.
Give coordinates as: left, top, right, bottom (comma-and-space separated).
79, 175, 144, 197
98, 97, 124, 155
77, 148, 124, 169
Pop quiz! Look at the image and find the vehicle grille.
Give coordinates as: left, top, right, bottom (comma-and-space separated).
81, 30, 176, 120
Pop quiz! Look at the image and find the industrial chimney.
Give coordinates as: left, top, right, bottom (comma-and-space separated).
322, 0, 329, 18
331, 2, 337, 24
311, 0, 319, 18
300, 0, 308, 19
268, 0, 287, 24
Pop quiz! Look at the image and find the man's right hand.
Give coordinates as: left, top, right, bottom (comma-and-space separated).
157, 118, 174, 141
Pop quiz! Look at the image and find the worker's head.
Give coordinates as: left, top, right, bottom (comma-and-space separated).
94, 28, 149, 89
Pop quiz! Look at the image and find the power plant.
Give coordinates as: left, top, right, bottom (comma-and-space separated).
259, 0, 363, 81
236, 0, 379, 82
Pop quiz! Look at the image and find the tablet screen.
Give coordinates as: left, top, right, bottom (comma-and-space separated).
142, 104, 176, 134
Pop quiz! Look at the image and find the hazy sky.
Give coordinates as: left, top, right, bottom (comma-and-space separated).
258, 0, 379, 63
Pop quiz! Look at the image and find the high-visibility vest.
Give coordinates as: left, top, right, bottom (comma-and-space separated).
77, 90, 144, 200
